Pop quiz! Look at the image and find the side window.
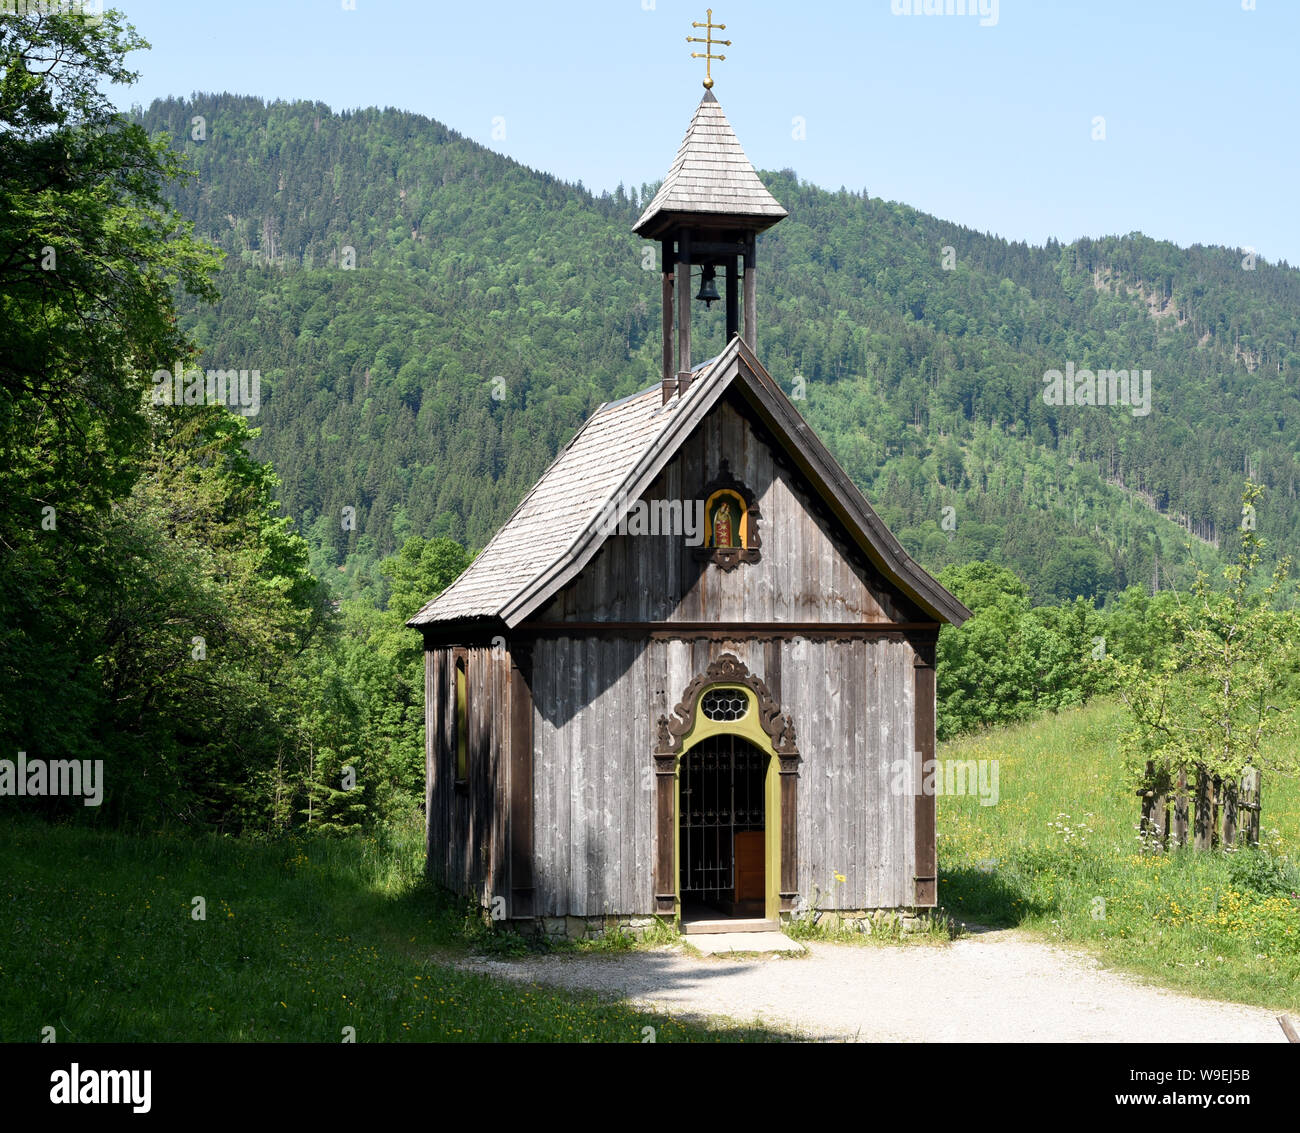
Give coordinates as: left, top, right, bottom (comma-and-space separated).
455, 652, 468, 786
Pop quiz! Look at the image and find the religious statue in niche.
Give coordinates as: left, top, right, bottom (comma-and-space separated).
695, 459, 762, 570
708, 492, 744, 549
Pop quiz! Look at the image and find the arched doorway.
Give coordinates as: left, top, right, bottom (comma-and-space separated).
653, 653, 801, 924
679, 734, 769, 920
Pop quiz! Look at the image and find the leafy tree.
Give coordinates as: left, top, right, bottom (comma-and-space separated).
1115, 483, 1300, 818
0, 8, 219, 776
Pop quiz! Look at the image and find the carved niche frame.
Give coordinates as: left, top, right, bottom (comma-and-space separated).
693, 458, 762, 572
652, 653, 800, 918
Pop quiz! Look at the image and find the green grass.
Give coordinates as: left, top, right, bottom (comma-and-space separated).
0, 811, 783, 1042
937, 698, 1300, 1010
8, 698, 1297, 1040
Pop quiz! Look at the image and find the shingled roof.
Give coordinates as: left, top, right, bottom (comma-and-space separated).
632, 89, 788, 239
408, 337, 970, 630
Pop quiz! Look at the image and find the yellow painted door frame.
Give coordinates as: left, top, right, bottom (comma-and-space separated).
672, 685, 780, 922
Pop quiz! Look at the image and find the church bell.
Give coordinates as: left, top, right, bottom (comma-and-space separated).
695, 264, 721, 307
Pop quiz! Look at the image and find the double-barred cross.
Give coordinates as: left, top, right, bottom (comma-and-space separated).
687, 8, 731, 90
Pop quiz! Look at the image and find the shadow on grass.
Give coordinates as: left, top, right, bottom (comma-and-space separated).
940, 863, 1055, 928
0, 816, 795, 1042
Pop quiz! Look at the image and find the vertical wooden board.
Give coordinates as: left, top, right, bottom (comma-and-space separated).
533, 639, 557, 915
666, 638, 691, 901
593, 639, 612, 916
551, 636, 571, 917
496, 648, 511, 909
788, 636, 812, 899
530, 642, 548, 914
816, 639, 834, 898
665, 463, 682, 623
871, 639, 889, 906
443, 647, 456, 889
675, 437, 698, 622
887, 641, 901, 906
867, 640, 883, 902
554, 638, 574, 915
894, 640, 909, 906
908, 641, 921, 902
477, 647, 491, 899
469, 647, 483, 897
770, 473, 791, 622
902, 640, 921, 906
581, 639, 600, 915
794, 483, 813, 621
565, 639, 587, 916
743, 421, 772, 623
645, 638, 662, 913
874, 640, 891, 906
426, 648, 440, 886
885, 640, 903, 907
629, 481, 648, 622
632, 641, 653, 913
717, 405, 743, 623
620, 636, 642, 914
843, 640, 862, 907
634, 641, 650, 913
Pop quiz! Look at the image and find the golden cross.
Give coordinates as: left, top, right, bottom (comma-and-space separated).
687, 8, 730, 90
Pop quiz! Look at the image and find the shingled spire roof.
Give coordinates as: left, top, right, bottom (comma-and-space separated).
632, 89, 787, 239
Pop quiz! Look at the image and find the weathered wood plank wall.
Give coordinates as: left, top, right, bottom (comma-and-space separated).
536, 394, 922, 625
425, 644, 510, 907
529, 633, 915, 915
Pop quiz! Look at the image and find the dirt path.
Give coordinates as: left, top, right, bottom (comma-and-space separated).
459, 928, 1288, 1042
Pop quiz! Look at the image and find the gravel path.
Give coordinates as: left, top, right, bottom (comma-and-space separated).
459, 928, 1288, 1042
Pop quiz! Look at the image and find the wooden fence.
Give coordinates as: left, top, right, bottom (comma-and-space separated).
1137, 764, 1261, 850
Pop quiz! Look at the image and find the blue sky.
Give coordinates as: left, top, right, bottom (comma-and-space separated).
108, 0, 1298, 266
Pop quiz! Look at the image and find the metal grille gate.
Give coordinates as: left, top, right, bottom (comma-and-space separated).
679, 734, 767, 904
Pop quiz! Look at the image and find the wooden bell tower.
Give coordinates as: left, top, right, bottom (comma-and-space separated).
632, 10, 787, 403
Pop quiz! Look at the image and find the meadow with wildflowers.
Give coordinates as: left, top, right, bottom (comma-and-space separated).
937, 699, 1300, 1010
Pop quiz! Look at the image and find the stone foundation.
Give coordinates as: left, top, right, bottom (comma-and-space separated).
509, 914, 666, 943
783, 907, 942, 934
498, 907, 941, 942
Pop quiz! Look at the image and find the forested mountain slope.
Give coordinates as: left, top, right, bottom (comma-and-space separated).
139, 93, 1300, 603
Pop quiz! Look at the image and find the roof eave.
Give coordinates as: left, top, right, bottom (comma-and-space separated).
632, 206, 789, 241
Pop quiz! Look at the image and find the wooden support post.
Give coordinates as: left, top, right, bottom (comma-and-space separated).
1222, 778, 1238, 847
742, 234, 757, 351
913, 637, 938, 905
1193, 766, 1213, 851
1152, 788, 1168, 848
660, 239, 674, 402
676, 230, 691, 381
1211, 774, 1223, 849
508, 641, 534, 918
725, 254, 739, 341
1139, 760, 1156, 846
1242, 766, 1261, 847
653, 753, 678, 917
1173, 768, 1189, 847
778, 757, 799, 912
